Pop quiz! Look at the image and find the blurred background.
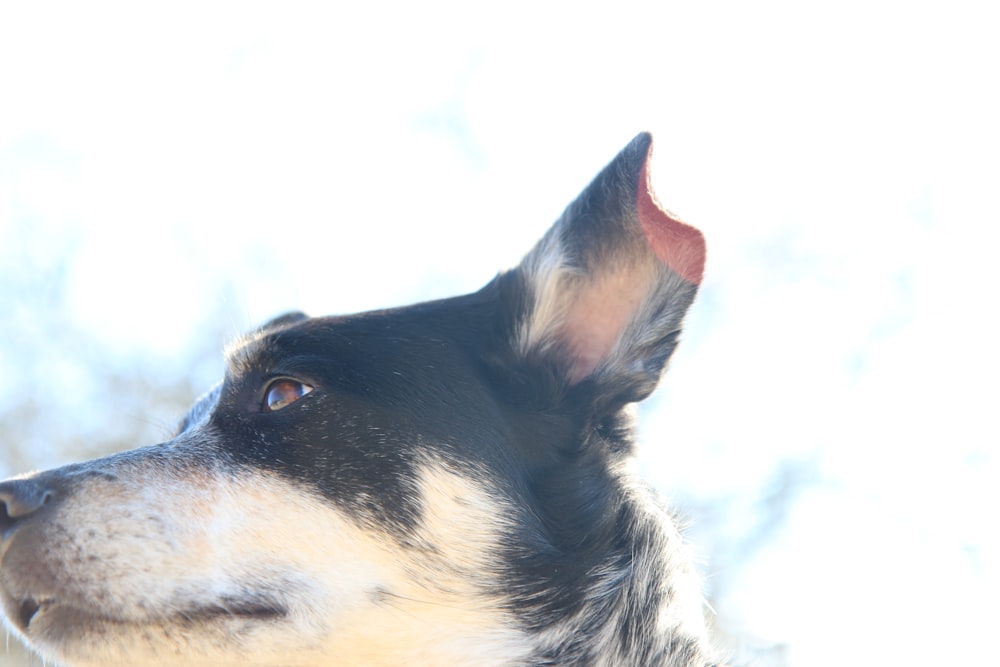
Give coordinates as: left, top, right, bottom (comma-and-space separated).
1, 1, 997, 665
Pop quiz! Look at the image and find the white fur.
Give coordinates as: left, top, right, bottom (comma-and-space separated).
9, 454, 534, 667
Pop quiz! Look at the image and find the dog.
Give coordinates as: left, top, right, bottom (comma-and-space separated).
0, 132, 722, 666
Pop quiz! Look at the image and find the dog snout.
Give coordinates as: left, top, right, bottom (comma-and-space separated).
0, 478, 54, 535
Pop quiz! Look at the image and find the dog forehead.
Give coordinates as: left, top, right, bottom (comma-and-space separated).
221, 316, 359, 386
223, 318, 318, 377
226, 297, 494, 383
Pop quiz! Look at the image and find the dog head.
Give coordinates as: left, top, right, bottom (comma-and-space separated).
0, 133, 713, 666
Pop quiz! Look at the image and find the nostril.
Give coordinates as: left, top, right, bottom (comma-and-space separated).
0, 503, 11, 534
0, 479, 54, 533
17, 597, 41, 631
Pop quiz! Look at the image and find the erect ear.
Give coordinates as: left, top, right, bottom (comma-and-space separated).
507, 132, 705, 405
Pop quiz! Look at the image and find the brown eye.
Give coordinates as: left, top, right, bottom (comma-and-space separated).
263, 379, 313, 412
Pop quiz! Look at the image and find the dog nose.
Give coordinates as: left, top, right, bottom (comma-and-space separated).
0, 479, 54, 534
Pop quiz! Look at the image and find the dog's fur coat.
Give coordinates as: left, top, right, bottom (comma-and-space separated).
0, 133, 723, 666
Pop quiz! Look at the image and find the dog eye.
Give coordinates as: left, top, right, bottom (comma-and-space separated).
263, 379, 313, 412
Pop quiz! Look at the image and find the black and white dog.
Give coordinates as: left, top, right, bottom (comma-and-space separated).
0, 133, 723, 666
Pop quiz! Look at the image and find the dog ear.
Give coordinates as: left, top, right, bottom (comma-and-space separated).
259, 311, 309, 332
508, 132, 705, 406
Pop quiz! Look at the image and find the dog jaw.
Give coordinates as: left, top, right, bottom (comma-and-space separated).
0, 451, 533, 667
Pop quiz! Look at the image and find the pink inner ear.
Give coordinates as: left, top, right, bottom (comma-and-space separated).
559, 267, 652, 384
637, 156, 706, 286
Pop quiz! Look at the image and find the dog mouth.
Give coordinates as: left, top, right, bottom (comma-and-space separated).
184, 599, 289, 623
13, 594, 287, 634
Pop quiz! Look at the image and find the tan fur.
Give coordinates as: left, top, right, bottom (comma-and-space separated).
8, 457, 533, 667
558, 260, 659, 383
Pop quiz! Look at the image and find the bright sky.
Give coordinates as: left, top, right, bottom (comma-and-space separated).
1, 2, 998, 665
